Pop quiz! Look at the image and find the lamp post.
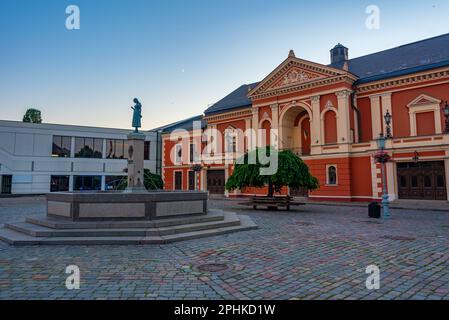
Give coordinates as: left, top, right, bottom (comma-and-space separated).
376, 133, 391, 219
442, 101, 449, 133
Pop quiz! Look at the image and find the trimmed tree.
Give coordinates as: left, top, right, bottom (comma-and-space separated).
23, 108, 42, 123
116, 169, 164, 191
225, 147, 319, 197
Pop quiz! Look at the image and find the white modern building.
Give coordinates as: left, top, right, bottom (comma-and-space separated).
0, 120, 161, 195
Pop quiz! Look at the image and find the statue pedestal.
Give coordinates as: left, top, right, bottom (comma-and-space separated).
125, 132, 146, 193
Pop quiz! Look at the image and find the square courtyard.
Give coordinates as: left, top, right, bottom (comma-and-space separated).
0, 196, 448, 300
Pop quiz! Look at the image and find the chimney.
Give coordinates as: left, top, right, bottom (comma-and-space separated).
330, 43, 348, 64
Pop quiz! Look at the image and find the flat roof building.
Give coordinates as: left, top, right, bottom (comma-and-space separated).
0, 120, 161, 195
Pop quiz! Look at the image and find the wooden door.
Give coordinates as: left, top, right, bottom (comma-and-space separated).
207, 170, 225, 195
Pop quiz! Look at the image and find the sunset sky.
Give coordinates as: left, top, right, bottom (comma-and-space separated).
1, 0, 449, 130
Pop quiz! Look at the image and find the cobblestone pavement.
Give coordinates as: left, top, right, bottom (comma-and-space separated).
0, 197, 448, 300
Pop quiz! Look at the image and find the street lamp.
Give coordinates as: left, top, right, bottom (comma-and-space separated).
442, 101, 449, 133
376, 133, 391, 219
384, 110, 393, 138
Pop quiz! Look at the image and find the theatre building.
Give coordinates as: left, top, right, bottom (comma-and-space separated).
165, 33, 449, 202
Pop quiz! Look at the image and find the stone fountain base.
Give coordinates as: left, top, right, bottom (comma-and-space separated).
0, 191, 257, 246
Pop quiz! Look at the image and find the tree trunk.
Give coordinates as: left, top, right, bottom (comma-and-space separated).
267, 181, 274, 197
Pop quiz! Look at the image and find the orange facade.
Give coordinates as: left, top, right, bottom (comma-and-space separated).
162, 39, 449, 203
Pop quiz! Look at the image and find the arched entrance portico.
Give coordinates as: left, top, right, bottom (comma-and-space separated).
279, 103, 313, 156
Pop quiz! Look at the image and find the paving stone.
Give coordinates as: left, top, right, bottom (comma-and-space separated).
0, 198, 448, 299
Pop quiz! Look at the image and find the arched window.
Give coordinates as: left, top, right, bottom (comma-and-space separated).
224, 127, 237, 153
327, 165, 337, 185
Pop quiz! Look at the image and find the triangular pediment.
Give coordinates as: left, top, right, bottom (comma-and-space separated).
407, 94, 441, 107
248, 53, 352, 99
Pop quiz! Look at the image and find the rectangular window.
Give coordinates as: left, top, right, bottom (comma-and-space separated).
190, 143, 195, 163
144, 141, 150, 160
75, 137, 103, 158
74, 175, 102, 191
1, 175, 12, 194
105, 175, 126, 191
188, 171, 195, 190
52, 136, 71, 157
106, 139, 127, 159
50, 175, 70, 192
174, 171, 182, 190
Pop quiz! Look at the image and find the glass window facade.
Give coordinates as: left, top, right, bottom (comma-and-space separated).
106, 139, 128, 159
105, 175, 126, 191
74, 137, 103, 158
74, 176, 101, 191
50, 175, 70, 192
52, 136, 71, 157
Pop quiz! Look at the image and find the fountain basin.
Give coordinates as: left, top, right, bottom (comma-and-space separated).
47, 191, 208, 221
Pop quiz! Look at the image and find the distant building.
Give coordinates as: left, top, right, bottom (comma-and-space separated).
162, 33, 449, 202
0, 120, 161, 194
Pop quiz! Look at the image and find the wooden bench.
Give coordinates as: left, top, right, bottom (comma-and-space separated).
239, 196, 306, 211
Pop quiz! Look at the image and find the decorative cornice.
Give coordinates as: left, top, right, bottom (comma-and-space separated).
356, 67, 449, 94
250, 75, 356, 101
204, 108, 253, 123
248, 56, 355, 99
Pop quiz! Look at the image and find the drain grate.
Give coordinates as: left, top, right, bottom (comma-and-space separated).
197, 263, 229, 273
383, 235, 416, 241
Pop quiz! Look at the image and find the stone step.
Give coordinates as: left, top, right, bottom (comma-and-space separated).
25, 209, 224, 230
0, 215, 257, 246
6, 212, 241, 238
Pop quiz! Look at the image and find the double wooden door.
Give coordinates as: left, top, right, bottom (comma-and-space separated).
397, 161, 446, 200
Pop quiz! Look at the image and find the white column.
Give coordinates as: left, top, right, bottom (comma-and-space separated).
434, 109, 443, 134
245, 118, 252, 152
386, 162, 396, 201
270, 104, 279, 129
101, 175, 106, 191
102, 138, 107, 159
370, 95, 382, 139
201, 169, 207, 192
381, 93, 393, 136
336, 90, 352, 143
69, 175, 74, 192
311, 96, 321, 146
70, 137, 75, 158
252, 108, 259, 148
270, 104, 279, 149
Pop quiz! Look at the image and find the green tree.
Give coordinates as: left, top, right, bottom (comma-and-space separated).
116, 169, 164, 191
225, 147, 319, 197
23, 108, 42, 123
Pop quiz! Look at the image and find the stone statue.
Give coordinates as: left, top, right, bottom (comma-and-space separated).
131, 98, 142, 133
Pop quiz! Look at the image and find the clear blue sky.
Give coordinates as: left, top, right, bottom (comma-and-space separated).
1, 0, 448, 130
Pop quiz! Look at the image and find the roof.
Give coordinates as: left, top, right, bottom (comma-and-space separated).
204, 82, 259, 116
331, 33, 449, 82
204, 33, 449, 115
152, 115, 206, 134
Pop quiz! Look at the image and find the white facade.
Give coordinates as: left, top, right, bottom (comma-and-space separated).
0, 120, 160, 194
